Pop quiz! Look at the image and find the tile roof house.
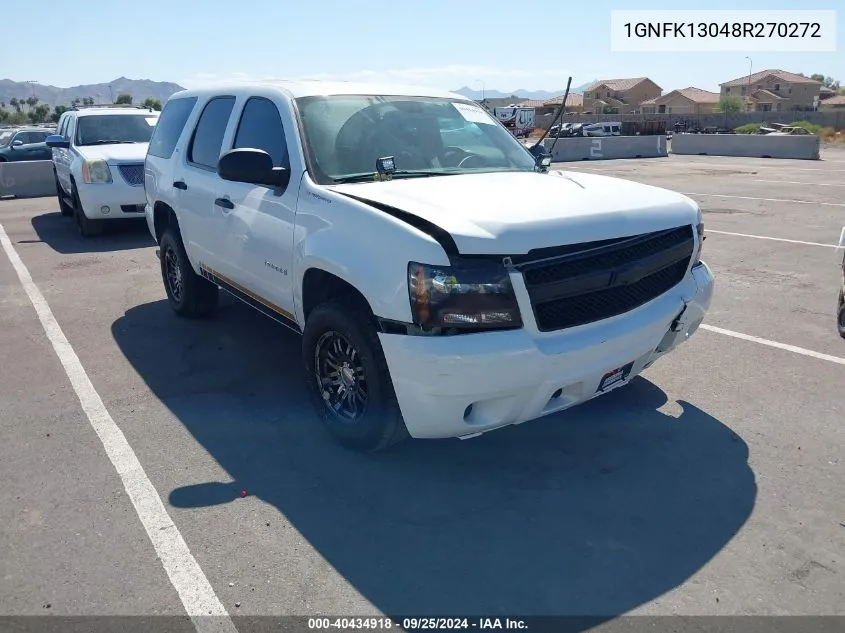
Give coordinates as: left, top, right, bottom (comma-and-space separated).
639, 87, 720, 115
519, 92, 584, 114
819, 95, 845, 109
581, 77, 662, 114
819, 86, 837, 101
719, 69, 822, 112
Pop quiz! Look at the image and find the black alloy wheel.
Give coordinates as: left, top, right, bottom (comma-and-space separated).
314, 330, 369, 423
164, 245, 184, 305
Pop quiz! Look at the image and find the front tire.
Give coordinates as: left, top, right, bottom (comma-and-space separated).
302, 300, 408, 452
55, 174, 73, 217
837, 287, 845, 339
71, 184, 103, 237
159, 226, 219, 318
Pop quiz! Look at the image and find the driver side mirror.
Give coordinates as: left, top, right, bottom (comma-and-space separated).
218, 148, 290, 189
46, 134, 70, 149
11, 139, 23, 148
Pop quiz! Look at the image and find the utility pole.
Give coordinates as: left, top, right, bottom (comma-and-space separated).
745, 56, 753, 111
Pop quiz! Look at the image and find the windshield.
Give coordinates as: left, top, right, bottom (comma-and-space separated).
75, 114, 159, 146
0, 131, 14, 147
295, 95, 537, 184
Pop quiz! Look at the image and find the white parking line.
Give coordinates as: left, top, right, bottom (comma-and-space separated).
702, 324, 845, 366
0, 224, 236, 633
706, 230, 837, 248
753, 179, 845, 187
683, 192, 845, 207
670, 161, 845, 172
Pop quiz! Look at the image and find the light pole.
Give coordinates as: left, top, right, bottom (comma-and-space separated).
745, 56, 752, 111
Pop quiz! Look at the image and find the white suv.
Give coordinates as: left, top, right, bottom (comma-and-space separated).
47, 105, 160, 236
144, 81, 714, 451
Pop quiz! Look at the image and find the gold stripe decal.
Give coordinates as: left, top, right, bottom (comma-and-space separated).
201, 264, 297, 322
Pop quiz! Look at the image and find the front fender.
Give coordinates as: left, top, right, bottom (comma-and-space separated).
292, 182, 449, 325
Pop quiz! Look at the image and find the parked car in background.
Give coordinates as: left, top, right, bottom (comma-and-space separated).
0, 127, 54, 162
583, 122, 622, 137
142, 80, 713, 452
46, 104, 160, 236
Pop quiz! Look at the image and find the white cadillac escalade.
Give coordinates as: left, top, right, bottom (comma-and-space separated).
143, 80, 714, 451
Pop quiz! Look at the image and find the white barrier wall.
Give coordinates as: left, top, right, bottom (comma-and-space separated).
543, 136, 667, 162
0, 160, 56, 198
670, 134, 820, 160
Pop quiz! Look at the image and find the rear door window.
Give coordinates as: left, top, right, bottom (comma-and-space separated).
148, 96, 198, 159
188, 96, 236, 169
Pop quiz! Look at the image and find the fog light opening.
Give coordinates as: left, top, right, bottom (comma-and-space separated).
100, 205, 110, 215
463, 404, 474, 420
551, 388, 563, 400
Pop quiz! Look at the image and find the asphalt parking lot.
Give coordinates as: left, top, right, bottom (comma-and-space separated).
1, 148, 844, 630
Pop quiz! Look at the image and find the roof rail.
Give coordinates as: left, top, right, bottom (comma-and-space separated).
70, 103, 153, 111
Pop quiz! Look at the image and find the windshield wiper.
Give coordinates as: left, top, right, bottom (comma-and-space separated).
332, 170, 459, 184
83, 140, 137, 145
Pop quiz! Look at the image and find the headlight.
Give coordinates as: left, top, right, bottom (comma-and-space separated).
82, 159, 112, 183
692, 221, 705, 266
408, 260, 522, 331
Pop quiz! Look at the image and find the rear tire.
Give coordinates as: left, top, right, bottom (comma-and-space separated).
302, 300, 409, 452
837, 287, 845, 339
159, 226, 219, 318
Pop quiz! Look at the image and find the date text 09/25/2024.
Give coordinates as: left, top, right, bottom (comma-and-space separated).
307, 618, 528, 631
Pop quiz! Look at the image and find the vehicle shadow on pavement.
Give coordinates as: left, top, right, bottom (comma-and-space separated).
112, 299, 757, 620
30, 210, 153, 254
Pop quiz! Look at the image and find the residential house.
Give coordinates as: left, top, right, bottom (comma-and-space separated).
819, 95, 845, 110
582, 77, 662, 114
639, 87, 720, 115
518, 93, 584, 115
819, 86, 837, 101
719, 69, 822, 112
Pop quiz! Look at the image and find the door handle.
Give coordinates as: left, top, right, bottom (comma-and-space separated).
173, 180, 188, 190
215, 197, 234, 210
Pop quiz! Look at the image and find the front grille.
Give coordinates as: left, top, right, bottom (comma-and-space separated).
117, 163, 144, 186
521, 225, 695, 332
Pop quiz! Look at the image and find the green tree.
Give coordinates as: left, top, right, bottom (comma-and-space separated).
142, 97, 162, 111
82, 96, 95, 106
115, 93, 133, 104
25, 96, 39, 108
50, 104, 69, 123
811, 73, 840, 90
718, 96, 745, 113
9, 97, 20, 112
0, 108, 9, 123
27, 103, 50, 124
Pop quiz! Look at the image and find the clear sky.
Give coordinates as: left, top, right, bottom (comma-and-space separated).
1, 0, 841, 93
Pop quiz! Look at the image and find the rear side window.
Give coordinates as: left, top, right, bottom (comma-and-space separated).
148, 97, 198, 159
232, 97, 289, 168
188, 96, 236, 169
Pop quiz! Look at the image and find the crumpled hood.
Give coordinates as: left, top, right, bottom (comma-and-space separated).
326, 170, 700, 254
76, 143, 149, 164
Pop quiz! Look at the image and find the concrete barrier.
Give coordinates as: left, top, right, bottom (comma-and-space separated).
0, 160, 56, 198
543, 135, 667, 162
670, 133, 820, 160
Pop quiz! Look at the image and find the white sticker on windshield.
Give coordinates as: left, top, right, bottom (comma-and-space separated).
452, 102, 494, 125
145, 117, 158, 126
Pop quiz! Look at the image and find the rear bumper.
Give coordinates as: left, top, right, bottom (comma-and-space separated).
379, 262, 714, 440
